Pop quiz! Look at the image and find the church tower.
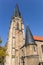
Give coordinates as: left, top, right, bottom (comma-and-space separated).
5, 4, 25, 65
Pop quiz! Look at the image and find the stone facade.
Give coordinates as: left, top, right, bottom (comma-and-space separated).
35, 41, 43, 65
5, 4, 43, 65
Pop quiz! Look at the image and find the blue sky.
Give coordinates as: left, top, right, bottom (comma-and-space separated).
0, 0, 43, 46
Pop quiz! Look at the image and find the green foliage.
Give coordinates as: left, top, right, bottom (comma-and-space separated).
0, 37, 7, 64
0, 38, 2, 44
0, 47, 6, 56
0, 46, 6, 63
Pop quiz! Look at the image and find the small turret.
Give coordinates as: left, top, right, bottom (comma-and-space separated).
25, 25, 36, 45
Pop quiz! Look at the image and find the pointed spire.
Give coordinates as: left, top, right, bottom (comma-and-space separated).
25, 25, 35, 45
14, 4, 21, 18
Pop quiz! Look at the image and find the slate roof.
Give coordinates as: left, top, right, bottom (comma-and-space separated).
25, 25, 36, 45
14, 4, 21, 18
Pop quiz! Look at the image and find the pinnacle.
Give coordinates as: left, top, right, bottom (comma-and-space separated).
14, 4, 21, 18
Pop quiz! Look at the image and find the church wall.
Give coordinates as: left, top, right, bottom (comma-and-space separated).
35, 41, 43, 63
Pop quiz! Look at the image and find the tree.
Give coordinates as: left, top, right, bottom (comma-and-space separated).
0, 38, 2, 46
0, 38, 6, 65
0, 46, 6, 63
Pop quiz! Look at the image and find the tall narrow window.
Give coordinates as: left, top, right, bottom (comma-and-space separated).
34, 46, 36, 52
41, 45, 43, 53
17, 22, 19, 30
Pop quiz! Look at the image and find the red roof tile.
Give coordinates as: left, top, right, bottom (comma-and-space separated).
33, 36, 43, 41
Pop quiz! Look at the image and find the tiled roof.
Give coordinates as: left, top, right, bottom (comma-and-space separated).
33, 36, 43, 41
